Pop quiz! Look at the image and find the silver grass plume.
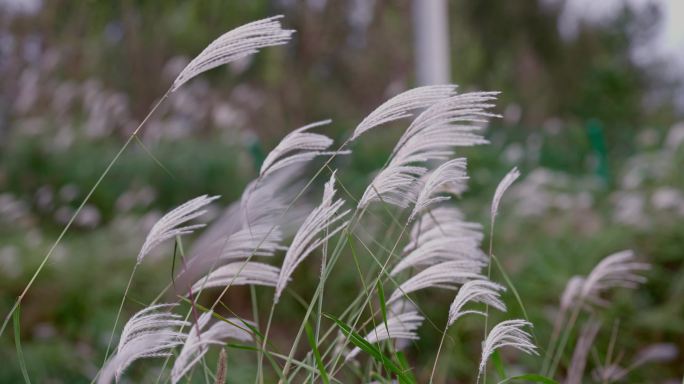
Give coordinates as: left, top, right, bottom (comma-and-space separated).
404, 206, 484, 252
559, 276, 585, 313
171, 16, 294, 92
491, 167, 520, 222
448, 279, 506, 326
138, 195, 219, 263
358, 92, 497, 209
549, 252, 649, 380
391, 92, 498, 157
346, 310, 424, 361
351, 85, 458, 141
181, 156, 306, 289
478, 319, 538, 379
171, 312, 253, 383
589, 343, 678, 382
397, 203, 486, 279
387, 261, 482, 304
359, 165, 426, 209
201, 165, 305, 252
632, 343, 678, 367
189, 202, 244, 261
259, 120, 349, 178
566, 318, 601, 384
218, 224, 285, 261
409, 158, 468, 222
578, 250, 650, 307
192, 261, 281, 292
274, 171, 350, 302
98, 304, 188, 384
240, 168, 311, 229
389, 299, 419, 351
179, 192, 290, 290
390, 237, 486, 277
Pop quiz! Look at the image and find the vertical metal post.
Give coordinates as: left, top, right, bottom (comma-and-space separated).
413, 0, 451, 85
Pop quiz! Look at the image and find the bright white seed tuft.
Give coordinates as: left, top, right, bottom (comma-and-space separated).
274, 171, 350, 302
260, 120, 349, 178
218, 224, 286, 261
387, 261, 482, 304
404, 206, 484, 252
409, 158, 468, 221
98, 304, 188, 384
171, 16, 294, 92
478, 319, 538, 379
171, 312, 253, 383
192, 261, 281, 292
359, 165, 426, 209
448, 279, 506, 326
390, 239, 485, 277
351, 85, 458, 141
359, 92, 497, 209
491, 167, 520, 222
138, 195, 219, 263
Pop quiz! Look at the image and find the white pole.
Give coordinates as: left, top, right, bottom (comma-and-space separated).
413, 0, 451, 85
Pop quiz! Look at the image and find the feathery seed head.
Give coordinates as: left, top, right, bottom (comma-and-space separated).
409, 158, 468, 221
359, 91, 498, 210
351, 85, 458, 141
388, 261, 482, 304
137, 195, 219, 263
171, 312, 253, 383
579, 250, 650, 307
274, 171, 349, 302
99, 304, 188, 384
448, 279, 506, 326
191, 261, 281, 293
172, 16, 294, 92
478, 319, 538, 379
491, 167, 520, 221
260, 120, 349, 178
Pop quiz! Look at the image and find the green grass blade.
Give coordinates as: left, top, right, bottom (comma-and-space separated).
324, 313, 412, 384
305, 322, 330, 384
491, 254, 530, 322
13, 306, 31, 384
492, 351, 507, 380
376, 279, 388, 327
396, 352, 417, 384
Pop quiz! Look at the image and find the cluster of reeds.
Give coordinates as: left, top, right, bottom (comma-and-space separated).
4, 15, 666, 384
